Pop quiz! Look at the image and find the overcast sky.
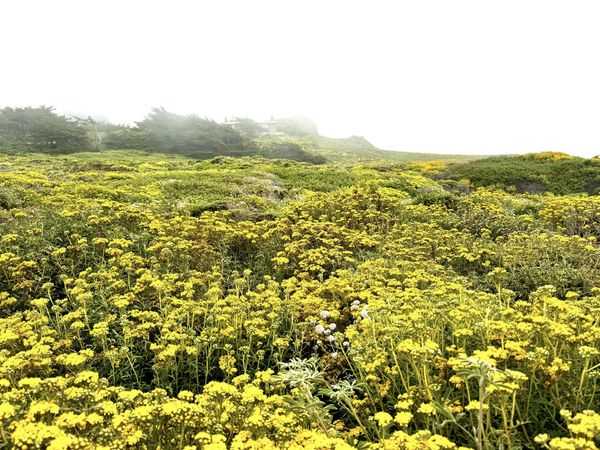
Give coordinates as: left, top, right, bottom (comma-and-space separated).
2, 1, 600, 156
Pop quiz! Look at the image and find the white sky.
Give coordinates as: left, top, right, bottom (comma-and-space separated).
2, 1, 600, 156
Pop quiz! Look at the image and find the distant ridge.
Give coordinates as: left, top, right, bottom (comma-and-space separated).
257, 133, 482, 163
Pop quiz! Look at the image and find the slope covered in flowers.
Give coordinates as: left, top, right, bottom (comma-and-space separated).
0, 151, 599, 449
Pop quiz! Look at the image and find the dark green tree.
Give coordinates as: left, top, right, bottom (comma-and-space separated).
0, 106, 91, 153
136, 107, 246, 156
101, 123, 147, 150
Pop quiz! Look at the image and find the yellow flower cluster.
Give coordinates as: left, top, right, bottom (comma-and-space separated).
0, 152, 598, 449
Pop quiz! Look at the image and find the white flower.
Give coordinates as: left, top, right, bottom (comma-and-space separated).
320, 310, 331, 319
331, 352, 338, 358
360, 308, 369, 319
314, 324, 325, 334
326, 335, 336, 343
328, 323, 337, 331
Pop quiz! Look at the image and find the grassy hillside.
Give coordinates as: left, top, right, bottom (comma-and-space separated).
441, 151, 600, 194
1, 149, 600, 449
256, 134, 482, 163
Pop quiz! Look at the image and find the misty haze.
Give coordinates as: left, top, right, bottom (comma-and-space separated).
2, 2, 600, 450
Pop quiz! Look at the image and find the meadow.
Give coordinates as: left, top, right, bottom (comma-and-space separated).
0, 150, 599, 449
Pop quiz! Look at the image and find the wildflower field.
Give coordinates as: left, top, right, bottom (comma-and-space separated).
0, 151, 599, 449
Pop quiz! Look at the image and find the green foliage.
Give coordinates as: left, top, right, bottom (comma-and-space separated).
497, 232, 600, 298
255, 140, 326, 164
540, 194, 600, 237
100, 111, 330, 164
230, 117, 266, 139
443, 152, 600, 194
0, 106, 92, 153
101, 124, 147, 150
453, 188, 540, 238
134, 107, 246, 156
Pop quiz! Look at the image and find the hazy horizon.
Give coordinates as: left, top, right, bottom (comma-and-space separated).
3, 1, 600, 156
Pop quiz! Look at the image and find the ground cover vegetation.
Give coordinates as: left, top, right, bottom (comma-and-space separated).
442, 152, 600, 194
0, 150, 599, 449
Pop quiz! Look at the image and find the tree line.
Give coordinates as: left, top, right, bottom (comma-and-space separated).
0, 106, 325, 163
